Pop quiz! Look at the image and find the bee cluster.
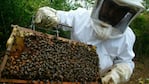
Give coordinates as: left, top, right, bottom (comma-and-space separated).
2, 34, 100, 82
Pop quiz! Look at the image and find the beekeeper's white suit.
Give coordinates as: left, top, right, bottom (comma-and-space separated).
35, 0, 145, 84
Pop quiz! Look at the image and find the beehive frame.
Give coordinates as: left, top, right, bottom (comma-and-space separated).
0, 25, 101, 84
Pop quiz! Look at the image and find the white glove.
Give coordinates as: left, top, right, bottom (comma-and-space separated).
35, 6, 59, 28
101, 63, 132, 84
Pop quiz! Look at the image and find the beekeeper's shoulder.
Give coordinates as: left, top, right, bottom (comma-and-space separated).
124, 27, 136, 44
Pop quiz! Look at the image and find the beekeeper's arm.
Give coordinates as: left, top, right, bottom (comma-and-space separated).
101, 29, 136, 84
35, 6, 84, 28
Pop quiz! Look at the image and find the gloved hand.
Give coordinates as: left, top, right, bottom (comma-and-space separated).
35, 6, 59, 28
101, 63, 132, 84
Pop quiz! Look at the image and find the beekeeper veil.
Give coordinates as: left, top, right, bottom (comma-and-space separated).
91, 0, 145, 40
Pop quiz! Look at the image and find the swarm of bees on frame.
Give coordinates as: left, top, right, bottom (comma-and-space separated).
2, 27, 100, 82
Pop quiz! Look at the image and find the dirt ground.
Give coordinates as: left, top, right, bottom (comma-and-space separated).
0, 51, 149, 84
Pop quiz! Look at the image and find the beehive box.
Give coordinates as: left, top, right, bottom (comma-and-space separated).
0, 25, 101, 84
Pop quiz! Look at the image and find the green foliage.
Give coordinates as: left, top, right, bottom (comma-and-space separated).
0, 0, 50, 27
49, 0, 87, 11
145, 0, 149, 9
130, 12, 149, 56
49, 0, 72, 10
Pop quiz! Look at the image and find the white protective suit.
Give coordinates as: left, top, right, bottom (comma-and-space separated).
34, 0, 145, 83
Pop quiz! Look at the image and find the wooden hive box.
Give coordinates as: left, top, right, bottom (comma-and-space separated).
0, 25, 101, 84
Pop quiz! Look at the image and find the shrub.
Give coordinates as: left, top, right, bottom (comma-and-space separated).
130, 12, 149, 56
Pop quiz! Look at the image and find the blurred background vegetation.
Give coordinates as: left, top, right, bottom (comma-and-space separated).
0, 0, 149, 58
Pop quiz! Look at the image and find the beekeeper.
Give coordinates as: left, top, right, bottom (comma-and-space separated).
34, 0, 145, 84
